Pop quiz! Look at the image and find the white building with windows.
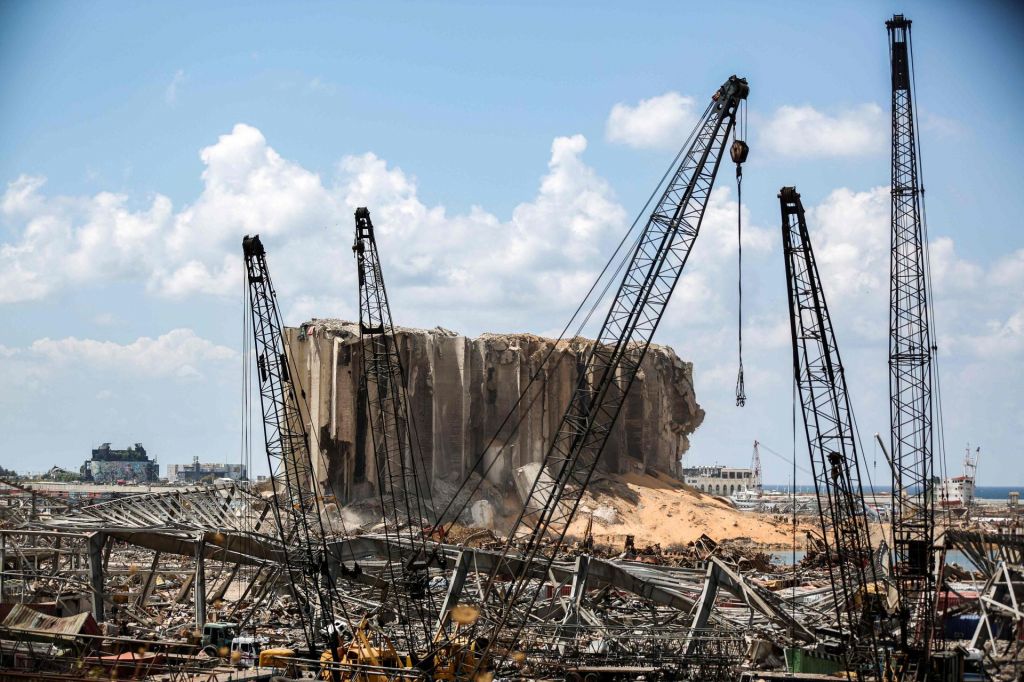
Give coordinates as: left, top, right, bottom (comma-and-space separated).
682, 465, 760, 497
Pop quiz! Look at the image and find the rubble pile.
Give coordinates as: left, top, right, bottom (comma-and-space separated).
2, 479, 1019, 680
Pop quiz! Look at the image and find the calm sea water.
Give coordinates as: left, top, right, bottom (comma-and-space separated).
764, 484, 1021, 501
769, 547, 977, 568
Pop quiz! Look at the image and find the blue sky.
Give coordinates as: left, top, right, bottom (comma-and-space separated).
1, 0, 1021, 486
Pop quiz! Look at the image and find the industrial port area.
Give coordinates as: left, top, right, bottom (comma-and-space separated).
1, 5, 1023, 682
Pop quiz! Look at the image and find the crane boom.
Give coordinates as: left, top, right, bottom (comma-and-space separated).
780, 187, 880, 677
243, 234, 341, 654
352, 207, 438, 648
886, 14, 937, 664
458, 75, 748, 675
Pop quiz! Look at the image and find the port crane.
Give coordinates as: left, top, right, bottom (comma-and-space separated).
780, 187, 882, 678
243, 234, 343, 657
751, 440, 763, 497
352, 206, 442, 649
448, 74, 749, 678
886, 14, 938, 671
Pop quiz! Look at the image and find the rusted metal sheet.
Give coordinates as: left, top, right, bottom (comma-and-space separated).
1, 603, 100, 637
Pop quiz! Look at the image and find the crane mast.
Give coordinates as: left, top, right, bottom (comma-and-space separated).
751, 440, 763, 497
458, 75, 748, 675
352, 207, 438, 648
780, 187, 880, 677
243, 234, 341, 655
887, 14, 936, 662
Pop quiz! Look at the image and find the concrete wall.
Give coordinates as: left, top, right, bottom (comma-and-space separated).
285, 320, 704, 505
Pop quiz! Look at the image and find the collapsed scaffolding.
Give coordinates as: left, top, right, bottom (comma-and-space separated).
0, 480, 847, 678
3, 479, 1020, 680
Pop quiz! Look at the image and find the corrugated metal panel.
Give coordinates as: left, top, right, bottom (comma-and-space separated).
1, 603, 99, 637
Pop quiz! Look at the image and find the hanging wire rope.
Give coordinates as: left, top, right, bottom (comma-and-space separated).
239, 264, 254, 631
908, 28, 951, 529
758, 440, 813, 478
791, 376, 798, 621
731, 101, 749, 407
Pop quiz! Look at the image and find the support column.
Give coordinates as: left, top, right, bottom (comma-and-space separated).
562, 554, 590, 627
174, 573, 195, 603
102, 536, 113, 572
194, 536, 207, 631
435, 550, 472, 637
209, 564, 239, 604
228, 565, 265, 618
139, 552, 161, 607
1, 534, 7, 601
52, 535, 62, 576
87, 532, 107, 623
235, 567, 281, 633
683, 560, 722, 658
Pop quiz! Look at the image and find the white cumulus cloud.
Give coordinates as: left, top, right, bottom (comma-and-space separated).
801, 186, 1020, 363
806, 186, 890, 304
334, 133, 628, 327
0, 178, 174, 302
961, 310, 1024, 358
760, 104, 885, 158
28, 329, 236, 379
989, 249, 1024, 289
0, 124, 630, 331
606, 92, 698, 150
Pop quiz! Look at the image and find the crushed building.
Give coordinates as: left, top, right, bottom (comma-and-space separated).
285, 320, 705, 506
80, 443, 159, 484
166, 457, 247, 483
683, 464, 761, 496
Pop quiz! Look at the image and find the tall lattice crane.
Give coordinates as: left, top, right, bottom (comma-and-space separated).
886, 14, 937, 667
452, 75, 749, 678
780, 187, 881, 678
751, 440, 763, 497
352, 207, 440, 649
243, 234, 342, 656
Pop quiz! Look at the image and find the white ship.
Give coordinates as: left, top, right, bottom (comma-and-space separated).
729, 488, 762, 511
940, 445, 979, 509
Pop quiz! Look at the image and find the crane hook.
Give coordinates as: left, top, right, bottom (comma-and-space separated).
730, 139, 749, 165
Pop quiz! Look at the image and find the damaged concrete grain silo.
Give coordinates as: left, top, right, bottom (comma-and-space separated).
284, 319, 704, 519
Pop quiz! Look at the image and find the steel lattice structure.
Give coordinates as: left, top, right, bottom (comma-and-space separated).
780, 187, 881, 678
352, 207, 440, 648
886, 15, 937, 666
243, 234, 342, 654
452, 75, 748, 678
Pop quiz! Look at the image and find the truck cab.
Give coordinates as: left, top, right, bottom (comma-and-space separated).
201, 622, 239, 651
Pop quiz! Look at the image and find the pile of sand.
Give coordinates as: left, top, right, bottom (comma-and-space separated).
568, 470, 809, 549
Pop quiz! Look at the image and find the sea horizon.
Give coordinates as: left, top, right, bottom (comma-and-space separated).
763, 484, 1021, 502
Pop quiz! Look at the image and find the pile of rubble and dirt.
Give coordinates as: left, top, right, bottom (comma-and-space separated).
565, 470, 812, 551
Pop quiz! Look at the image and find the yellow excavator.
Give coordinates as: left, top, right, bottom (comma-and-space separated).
317, 612, 489, 682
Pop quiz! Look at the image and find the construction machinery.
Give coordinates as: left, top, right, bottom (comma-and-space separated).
352, 206, 443, 651
780, 187, 883, 679
752, 440, 763, 498
439, 74, 749, 680
243, 234, 344, 657
886, 14, 938, 673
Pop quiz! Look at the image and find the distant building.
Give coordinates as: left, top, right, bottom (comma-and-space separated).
682, 464, 760, 496
81, 443, 159, 484
167, 457, 247, 484
42, 466, 81, 482
940, 446, 979, 509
